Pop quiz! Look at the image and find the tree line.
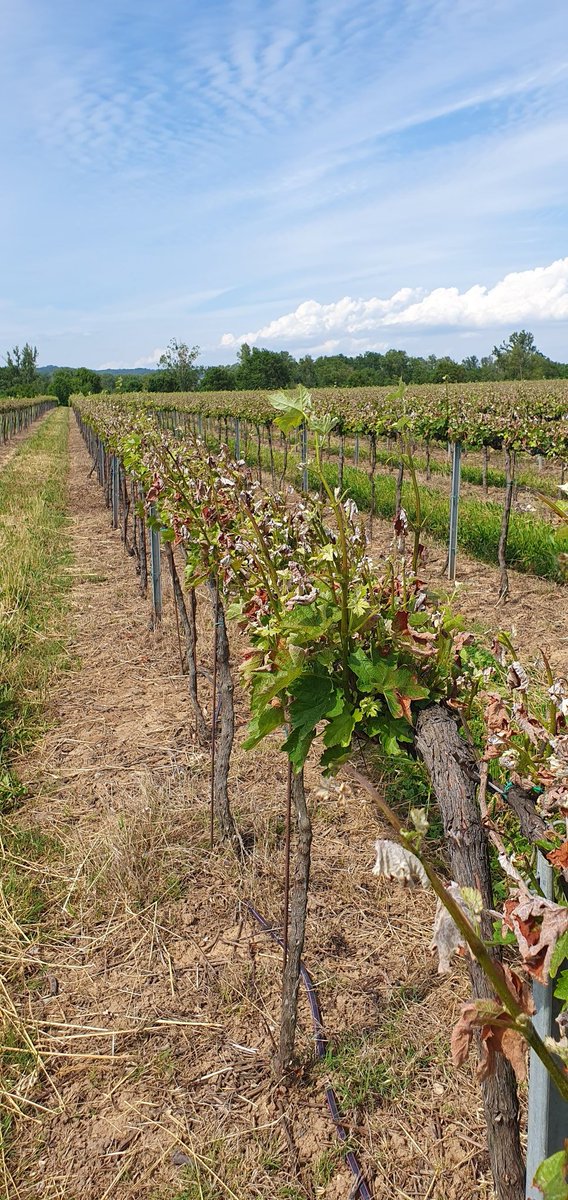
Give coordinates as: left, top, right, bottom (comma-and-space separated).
2, 331, 567, 401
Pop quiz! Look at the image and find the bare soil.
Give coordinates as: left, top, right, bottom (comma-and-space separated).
2, 420, 502, 1199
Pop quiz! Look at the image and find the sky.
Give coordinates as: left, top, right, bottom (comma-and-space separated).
1, 0, 568, 370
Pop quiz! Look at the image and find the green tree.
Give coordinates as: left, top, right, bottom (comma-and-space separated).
73, 368, 102, 395
199, 366, 236, 391
236, 346, 294, 389
48, 369, 76, 406
297, 355, 318, 386
312, 354, 353, 386
1, 343, 39, 394
145, 368, 178, 392
158, 339, 200, 391
432, 355, 466, 383
492, 330, 552, 380
114, 375, 145, 392
383, 348, 410, 382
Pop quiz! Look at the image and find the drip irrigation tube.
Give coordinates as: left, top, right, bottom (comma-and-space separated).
247, 903, 373, 1200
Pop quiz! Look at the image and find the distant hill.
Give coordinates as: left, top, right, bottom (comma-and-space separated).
37, 365, 156, 376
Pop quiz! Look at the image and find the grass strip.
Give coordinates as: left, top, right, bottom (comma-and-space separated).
227, 437, 562, 581
0, 408, 71, 810
323, 437, 560, 496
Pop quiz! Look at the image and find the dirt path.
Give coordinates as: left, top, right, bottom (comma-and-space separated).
6, 418, 497, 1200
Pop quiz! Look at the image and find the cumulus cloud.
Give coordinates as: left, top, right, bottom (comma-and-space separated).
221, 258, 568, 351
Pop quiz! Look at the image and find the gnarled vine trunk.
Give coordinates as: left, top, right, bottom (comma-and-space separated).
415, 704, 525, 1200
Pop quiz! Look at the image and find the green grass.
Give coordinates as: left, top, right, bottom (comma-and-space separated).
321, 1028, 428, 1111
215, 434, 562, 580
327, 437, 561, 496
319, 460, 561, 579
0, 408, 72, 810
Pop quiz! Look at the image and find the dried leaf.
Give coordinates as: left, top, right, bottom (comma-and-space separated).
430, 882, 482, 975
507, 661, 530, 692
503, 895, 568, 984
485, 693, 511, 734
372, 839, 429, 888
451, 999, 528, 1082
512, 701, 546, 747
548, 842, 568, 872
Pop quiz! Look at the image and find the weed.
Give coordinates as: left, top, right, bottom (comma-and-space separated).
313, 1146, 341, 1186
322, 1031, 407, 1109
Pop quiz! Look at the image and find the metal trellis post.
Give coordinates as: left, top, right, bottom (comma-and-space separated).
301, 423, 308, 493
525, 852, 568, 1198
447, 441, 461, 581
235, 417, 240, 461
112, 455, 119, 529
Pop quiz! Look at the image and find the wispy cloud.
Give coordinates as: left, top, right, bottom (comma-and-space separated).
221, 259, 568, 353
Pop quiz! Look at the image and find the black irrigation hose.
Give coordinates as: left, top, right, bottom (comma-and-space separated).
247, 903, 373, 1200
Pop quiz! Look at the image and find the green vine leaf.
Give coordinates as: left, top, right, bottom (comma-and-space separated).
533, 1145, 568, 1200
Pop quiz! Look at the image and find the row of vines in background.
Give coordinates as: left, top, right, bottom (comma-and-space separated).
0, 396, 54, 444
79, 379, 566, 595
72, 390, 568, 1200
113, 378, 568, 453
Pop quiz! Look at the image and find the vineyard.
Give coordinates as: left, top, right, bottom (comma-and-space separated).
1, 382, 568, 1200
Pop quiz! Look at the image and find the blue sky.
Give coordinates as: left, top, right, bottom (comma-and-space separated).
1, 0, 568, 368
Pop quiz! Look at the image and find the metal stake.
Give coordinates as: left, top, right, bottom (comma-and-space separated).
526, 852, 568, 1197
235, 417, 240, 461
112, 456, 120, 529
447, 441, 461, 581
301, 423, 308, 492
149, 505, 162, 625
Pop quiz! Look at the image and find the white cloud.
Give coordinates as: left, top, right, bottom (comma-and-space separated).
221, 258, 568, 352
133, 348, 164, 368
97, 349, 163, 370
